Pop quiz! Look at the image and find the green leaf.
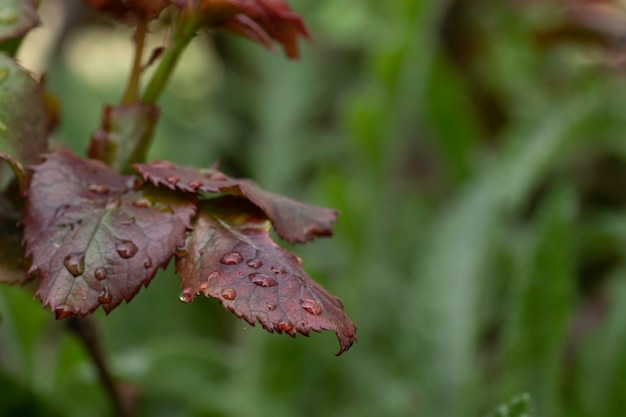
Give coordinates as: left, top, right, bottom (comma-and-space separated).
0, 0, 39, 43
0, 53, 49, 166
502, 187, 577, 416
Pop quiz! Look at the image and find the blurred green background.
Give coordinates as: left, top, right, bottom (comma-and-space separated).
4, 0, 626, 416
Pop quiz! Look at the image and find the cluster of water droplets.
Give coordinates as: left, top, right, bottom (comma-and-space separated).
177, 250, 324, 321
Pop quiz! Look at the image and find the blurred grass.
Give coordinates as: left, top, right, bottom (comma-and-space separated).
4, 0, 626, 416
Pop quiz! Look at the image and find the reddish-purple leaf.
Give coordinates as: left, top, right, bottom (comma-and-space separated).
0, 54, 49, 167
176, 197, 356, 355
173, 0, 310, 59
24, 150, 195, 317
0, 0, 40, 42
133, 161, 338, 243
83, 0, 171, 22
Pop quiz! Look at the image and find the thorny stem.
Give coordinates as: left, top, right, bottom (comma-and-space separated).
141, 13, 200, 104
67, 317, 131, 417
122, 17, 148, 105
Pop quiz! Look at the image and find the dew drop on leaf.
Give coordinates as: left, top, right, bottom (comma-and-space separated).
116, 239, 138, 259
88, 184, 109, 194
270, 266, 288, 275
63, 252, 85, 277
132, 198, 151, 208
248, 273, 278, 287
143, 257, 152, 268
188, 180, 201, 191
121, 216, 136, 226
175, 245, 187, 257
98, 287, 112, 304
220, 252, 243, 265
246, 259, 263, 269
94, 267, 107, 280
166, 176, 180, 185
276, 320, 294, 332
105, 197, 121, 210
206, 271, 220, 282
266, 302, 277, 311
301, 298, 322, 316
221, 288, 237, 300
179, 288, 193, 303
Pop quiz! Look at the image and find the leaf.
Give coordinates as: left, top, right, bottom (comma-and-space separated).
175, 0, 310, 58
83, 0, 171, 22
23, 150, 195, 317
88, 103, 159, 174
175, 196, 356, 355
0, 0, 39, 43
483, 393, 533, 417
0, 54, 49, 167
133, 161, 338, 244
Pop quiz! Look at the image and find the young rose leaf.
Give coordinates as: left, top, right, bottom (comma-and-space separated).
83, 0, 171, 22
175, 0, 310, 58
88, 103, 159, 174
133, 161, 338, 243
176, 196, 356, 355
0, 0, 40, 43
24, 150, 195, 318
0, 54, 49, 167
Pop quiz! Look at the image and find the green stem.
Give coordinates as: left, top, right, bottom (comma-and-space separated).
121, 17, 148, 105
141, 14, 200, 104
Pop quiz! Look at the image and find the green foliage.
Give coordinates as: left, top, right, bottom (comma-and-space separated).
3, 0, 626, 416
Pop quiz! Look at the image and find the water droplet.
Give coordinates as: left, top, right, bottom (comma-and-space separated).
187, 180, 201, 191
98, 287, 112, 304
179, 288, 193, 303
143, 257, 152, 268
63, 252, 85, 277
301, 299, 322, 315
276, 320, 294, 332
132, 198, 151, 208
248, 273, 278, 287
247, 259, 263, 269
205, 271, 220, 282
205, 171, 228, 181
152, 160, 173, 169
175, 245, 187, 258
220, 252, 243, 265
105, 197, 121, 210
94, 267, 107, 280
0, 8, 17, 24
221, 288, 237, 300
266, 302, 277, 311
55, 307, 74, 319
121, 216, 136, 225
116, 240, 138, 259
88, 184, 109, 194
166, 176, 180, 185
0, 68, 8, 83
271, 266, 287, 274
198, 282, 210, 292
